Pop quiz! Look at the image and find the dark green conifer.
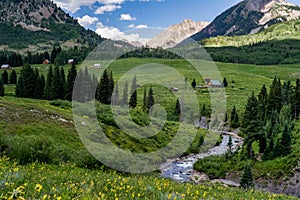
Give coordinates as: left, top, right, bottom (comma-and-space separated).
9, 69, 17, 84
240, 162, 254, 189
129, 76, 137, 108
0, 78, 4, 96
1, 70, 8, 84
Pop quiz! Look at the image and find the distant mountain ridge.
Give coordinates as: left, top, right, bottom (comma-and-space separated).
0, 0, 105, 52
147, 19, 209, 49
189, 0, 300, 42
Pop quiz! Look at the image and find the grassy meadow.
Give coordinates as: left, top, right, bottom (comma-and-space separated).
1, 58, 300, 199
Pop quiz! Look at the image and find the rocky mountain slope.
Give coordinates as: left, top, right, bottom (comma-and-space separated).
0, 0, 104, 52
147, 19, 209, 49
189, 0, 300, 42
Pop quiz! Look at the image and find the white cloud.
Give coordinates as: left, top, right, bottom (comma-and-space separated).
120, 14, 136, 21
52, 0, 125, 13
95, 22, 150, 44
76, 15, 99, 26
95, 4, 121, 14
127, 24, 149, 29
98, 0, 125, 4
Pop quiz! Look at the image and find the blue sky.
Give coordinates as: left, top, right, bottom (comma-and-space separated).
52, 0, 300, 43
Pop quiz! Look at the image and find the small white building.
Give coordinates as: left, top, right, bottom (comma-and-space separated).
68, 59, 74, 64
92, 64, 101, 69
1, 64, 11, 70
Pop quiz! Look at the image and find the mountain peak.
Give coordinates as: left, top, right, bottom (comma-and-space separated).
147, 19, 209, 49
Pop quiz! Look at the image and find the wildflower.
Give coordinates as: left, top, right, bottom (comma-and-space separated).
35, 184, 43, 193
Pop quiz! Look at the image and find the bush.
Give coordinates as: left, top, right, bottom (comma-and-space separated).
49, 99, 72, 109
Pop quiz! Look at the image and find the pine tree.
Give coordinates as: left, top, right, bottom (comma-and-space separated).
65, 62, 77, 101
1, 70, 8, 84
15, 65, 35, 98
129, 76, 137, 108
258, 84, 268, 122
96, 69, 110, 104
230, 105, 239, 128
175, 98, 181, 115
9, 69, 17, 84
224, 112, 228, 123
241, 93, 263, 158
267, 77, 282, 117
274, 123, 292, 158
44, 65, 54, 100
108, 71, 114, 104
147, 87, 154, 112
60, 67, 66, 99
0, 78, 4, 96
112, 83, 119, 105
240, 162, 254, 189
223, 77, 228, 87
263, 134, 275, 160
191, 79, 196, 88
52, 65, 63, 100
143, 88, 147, 112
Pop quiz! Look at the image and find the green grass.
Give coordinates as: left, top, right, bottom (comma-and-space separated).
5, 58, 300, 115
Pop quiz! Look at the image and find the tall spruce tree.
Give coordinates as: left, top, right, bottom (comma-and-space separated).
52, 65, 63, 100
44, 65, 54, 100
223, 77, 228, 87
1, 70, 8, 84
129, 76, 137, 108
108, 71, 114, 104
279, 123, 292, 156
242, 93, 262, 158
96, 69, 111, 104
112, 83, 119, 105
60, 67, 66, 99
65, 62, 77, 101
230, 105, 239, 128
191, 79, 196, 88
175, 98, 181, 115
15, 65, 35, 98
258, 84, 268, 122
240, 162, 254, 189
122, 81, 128, 106
267, 77, 282, 117
0, 78, 4, 96
143, 88, 147, 112
9, 69, 17, 84
147, 87, 154, 112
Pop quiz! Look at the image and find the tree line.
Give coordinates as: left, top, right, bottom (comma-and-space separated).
96, 70, 155, 113
15, 63, 77, 101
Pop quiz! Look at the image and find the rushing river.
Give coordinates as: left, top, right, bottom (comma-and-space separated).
160, 134, 243, 184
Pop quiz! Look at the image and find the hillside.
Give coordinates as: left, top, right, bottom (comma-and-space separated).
0, 0, 105, 52
188, 0, 300, 42
147, 19, 209, 49
201, 18, 300, 47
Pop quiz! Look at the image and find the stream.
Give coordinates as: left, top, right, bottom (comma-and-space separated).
160, 133, 243, 186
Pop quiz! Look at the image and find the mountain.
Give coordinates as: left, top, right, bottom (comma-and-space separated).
0, 0, 104, 52
201, 17, 300, 47
189, 0, 300, 42
147, 19, 209, 49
